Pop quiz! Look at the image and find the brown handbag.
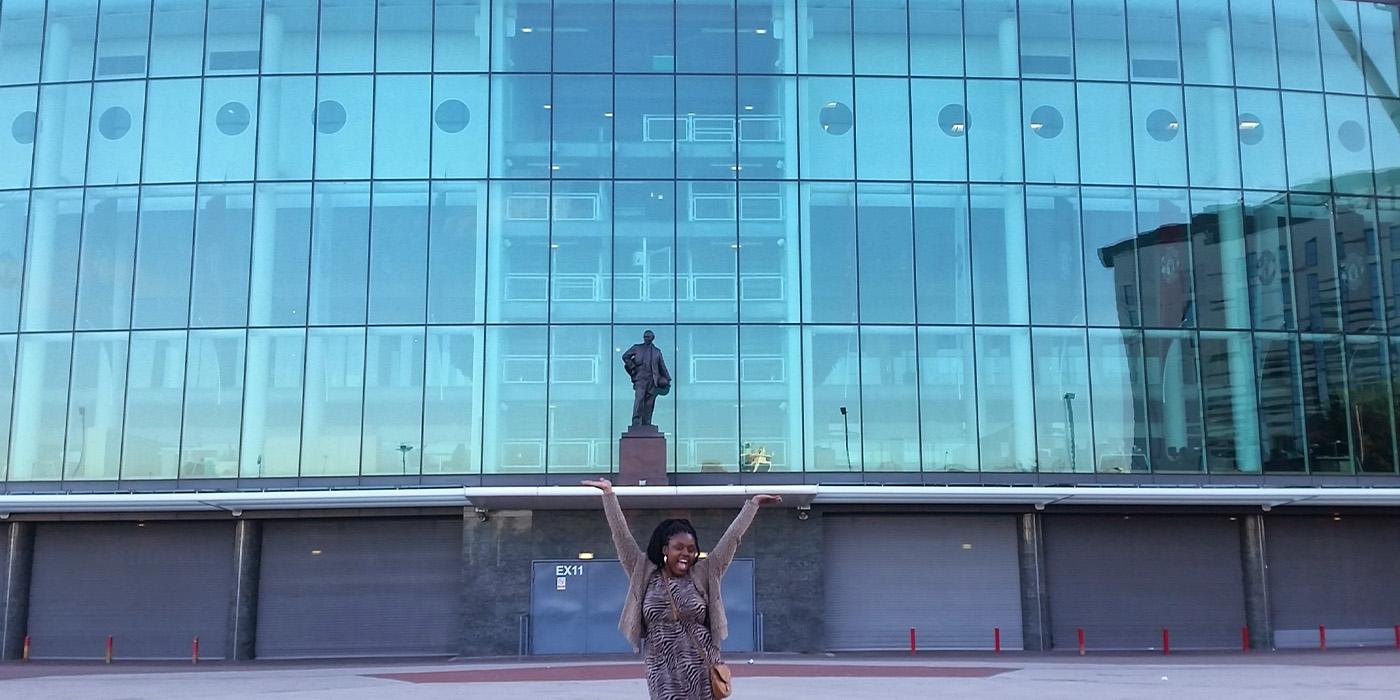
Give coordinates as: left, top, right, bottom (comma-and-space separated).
666, 579, 733, 699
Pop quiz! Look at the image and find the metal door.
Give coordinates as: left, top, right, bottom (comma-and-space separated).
1267, 515, 1400, 648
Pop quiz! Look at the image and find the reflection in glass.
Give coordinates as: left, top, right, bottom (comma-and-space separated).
676, 325, 738, 473
488, 181, 549, 323
970, 185, 1028, 325
1346, 336, 1395, 473
1231, 0, 1279, 88
1088, 329, 1148, 472
551, 181, 612, 323
555, 0, 612, 72
434, 0, 488, 70
9, 334, 71, 481
918, 327, 977, 471
965, 0, 1017, 78
76, 188, 138, 331
1242, 192, 1294, 331
1077, 83, 1133, 185
22, 189, 82, 332
738, 181, 798, 323
180, 330, 244, 479
911, 79, 968, 182
190, 184, 254, 328
1125, 0, 1180, 82
1032, 328, 1092, 473
1333, 197, 1386, 335
1190, 189, 1250, 330
976, 327, 1035, 471
362, 327, 425, 475
62, 333, 126, 481
374, 75, 431, 179
1143, 330, 1204, 472
739, 326, 800, 472
0, 337, 14, 480
1199, 331, 1260, 472
801, 183, 857, 323
492, 0, 551, 71
484, 325, 547, 474
547, 326, 611, 473
369, 182, 430, 324
857, 184, 915, 324
0, 0, 45, 84
142, 79, 200, 183
1135, 188, 1194, 329
41, 0, 98, 82
1289, 194, 1342, 333
859, 327, 919, 471
1256, 332, 1306, 472
240, 329, 305, 478
33, 83, 92, 188
301, 327, 365, 476
914, 184, 972, 324
87, 81, 145, 186
132, 186, 195, 328
1027, 186, 1085, 325
804, 326, 859, 471
855, 78, 911, 180
428, 181, 486, 324
552, 75, 613, 179
424, 326, 484, 474
1300, 333, 1351, 472
1074, 0, 1127, 80
121, 331, 185, 479
1179, 0, 1233, 86
320, 0, 374, 72
310, 182, 370, 325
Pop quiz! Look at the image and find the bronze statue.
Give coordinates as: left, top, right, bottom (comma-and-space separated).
623, 330, 671, 427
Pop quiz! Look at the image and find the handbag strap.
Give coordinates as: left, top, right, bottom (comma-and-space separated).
663, 576, 717, 669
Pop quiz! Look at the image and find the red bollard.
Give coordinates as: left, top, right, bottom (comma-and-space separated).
1077, 627, 1085, 656
105, 635, 113, 664
994, 627, 1001, 655
1162, 628, 1170, 655
1242, 626, 1250, 653
21, 635, 30, 661
1319, 625, 1327, 651
1394, 625, 1399, 649
192, 636, 199, 664
909, 627, 916, 656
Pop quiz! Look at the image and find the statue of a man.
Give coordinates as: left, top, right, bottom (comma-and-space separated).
622, 330, 671, 427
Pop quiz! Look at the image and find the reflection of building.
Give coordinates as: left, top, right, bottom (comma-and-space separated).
3, 0, 1400, 662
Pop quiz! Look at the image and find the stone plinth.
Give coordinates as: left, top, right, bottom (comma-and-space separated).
618, 425, 668, 486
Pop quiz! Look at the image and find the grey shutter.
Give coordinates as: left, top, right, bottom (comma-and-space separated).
1043, 515, 1245, 650
255, 517, 462, 658
1267, 515, 1400, 648
823, 515, 1023, 650
27, 521, 235, 660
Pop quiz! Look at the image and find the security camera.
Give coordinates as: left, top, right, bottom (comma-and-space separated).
475, 507, 489, 522
796, 505, 811, 521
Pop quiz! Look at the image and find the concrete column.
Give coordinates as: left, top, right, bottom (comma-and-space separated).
1, 522, 35, 660
1017, 513, 1051, 651
1240, 514, 1272, 650
227, 519, 262, 661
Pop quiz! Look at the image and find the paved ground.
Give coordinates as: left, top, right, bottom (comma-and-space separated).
3, 651, 1400, 699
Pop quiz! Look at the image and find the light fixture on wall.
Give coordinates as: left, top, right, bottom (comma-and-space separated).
578, 551, 594, 560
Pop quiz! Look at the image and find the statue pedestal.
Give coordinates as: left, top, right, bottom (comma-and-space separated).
618, 425, 668, 486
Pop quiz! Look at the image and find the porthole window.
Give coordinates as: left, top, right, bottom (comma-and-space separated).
1029, 105, 1063, 139
434, 99, 470, 133
819, 101, 853, 135
11, 111, 36, 145
1338, 120, 1367, 153
1146, 109, 1180, 142
216, 102, 250, 136
938, 104, 968, 137
1237, 113, 1263, 146
315, 100, 347, 135
98, 106, 132, 140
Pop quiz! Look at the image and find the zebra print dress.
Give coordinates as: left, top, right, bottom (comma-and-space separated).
642, 571, 718, 700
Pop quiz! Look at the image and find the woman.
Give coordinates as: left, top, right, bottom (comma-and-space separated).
582, 478, 781, 699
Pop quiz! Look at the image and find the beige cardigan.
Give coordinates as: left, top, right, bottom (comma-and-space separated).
602, 490, 760, 652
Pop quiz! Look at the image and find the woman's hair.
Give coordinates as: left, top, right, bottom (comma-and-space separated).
646, 518, 701, 567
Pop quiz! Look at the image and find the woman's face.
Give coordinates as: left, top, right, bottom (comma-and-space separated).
663, 532, 697, 577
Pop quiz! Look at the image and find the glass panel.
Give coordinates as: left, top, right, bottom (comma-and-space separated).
1242, 191, 1294, 331
803, 326, 860, 471
1256, 332, 1306, 472
615, 181, 676, 324
739, 325, 799, 472
368, 182, 429, 324
33, 83, 92, 188
552, 75, 612, 179
1032, 328, 1092, 473
1299, 333, 1351, 472
0, 336, 15, 479
1022, 80, 1077, 184
190, 184, 254, 328
1275, 0, 1323, 91
677, 0, 735, 73
1143, 329, 1204, 472
199, 77, 259, 182
800, 182, 857, 323
179, 330, 244, 479
86, 81, 145, 186
75, 187, 138, 330
1131, 84, 1186, 187
918, 327, 977, 471
550, 181, 611, 323
547, 326, 611, 473
492, 0, 550, 71
1179, 0, 1233, 85
1282, 91, 1331, 192
909, 0, 962, 77
799, 77, 854, 180
970, 185, 1028, 325
1076, 82, 1132, 185
975, 326, 1035, 471
0, 0, 45, 84
8, 334, 71, 481
677, 76, 736, 179
859, 327, 919, 471
309, 182, 370, 325
22, 188, 82, 332
1379, 200, 1400, 333
965, 0, 1017, 78
737, 76, 793, 180
1135, 188, 1193, 328
148, 0, 205, 77
1237, 89, 1286, 191
1289, 194, 1342, 333
1088, 328, 1149, 473
314, 75, 373, 179
1199, 331, 1260, 472
1190, 189, 1250, 330
856, 183, 914, 323
1125, 0, 1181, 82
853, 0, 906, 76
1019, 0, 1073, 79
142, 79, 201, 184
65, 332, 128, 480
735, 0, 789, 74
0, 192, 28, 332
431, 75, 489, 178
855, 78, 910, 180
430, 0, 485, 69
132, 185, 195, 329
300, 327, 365, 476
41, 0, 99, 82
555, 0, 612, 72
677, 181, 736, 322
1346, 335, 1395, 473
910, 78, 967, 182
205, 0, 261, 74
427, 181, 487, 324
967, 80, 1022, 182
240, 328, 305, 478
1185, 87, 1241, 189
374, 75, 431, 179
1027, 186, 1084, 325
615, 75, 675, 180
738, 180, 798, 323
120, 331, 185, 479
249, 182, 311, 327
1318, 0, 1364, 95
615, 0, 673, 72
262, 0, 319, 73
319, 0, 373, 72
1083, 187, 1138, 327
1334, 196, 1386, 335
1373, 99, 1400, 195
483, 325, 547, 474
913, 183, 971, 324
1327, 94, 1374, 195
377, 0, 431, 71
490, 74, 551, 179
0, 85, 36, 189
1230, 0, 1278, 88
486, 180, 548, 323
1359, 2, 1400, 97
361, 327, 425, 475
1074, 0, 1127, 81
423, 326, 484, 474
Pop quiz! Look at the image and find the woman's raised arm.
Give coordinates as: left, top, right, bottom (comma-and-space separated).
582, 479, 645, 571
703, 494, 782, 578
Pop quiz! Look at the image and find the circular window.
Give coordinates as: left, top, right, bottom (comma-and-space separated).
216, 102, 251, 136
434, 99, 470, 133
938, 104, 969, 137
1338, 120, 1367, 153
98, 106, 132, 140
818, 101, 853, 135
1146, 109, 1180, 142
1237, 113, 1263, 146
11, 111, 36, 145
315, 100, 347, 135
1029, 105, 1063, 139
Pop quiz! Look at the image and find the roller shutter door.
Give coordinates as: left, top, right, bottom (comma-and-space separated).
27, 521, 235, 659
1267, 515, 1400, 648
256, 517, 462, 658
824, 515, 1023, 650
1043, 515, 1245, 650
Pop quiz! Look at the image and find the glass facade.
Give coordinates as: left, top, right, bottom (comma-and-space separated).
1, 0, 1400, 482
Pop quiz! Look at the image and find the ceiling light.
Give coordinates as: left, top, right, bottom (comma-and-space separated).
1029, 122, 1043, 130
1167, 121, 1179, 129
550, 164, 560, 170
543, 104, 552, 109
951, 123, 965, 133
743, 105, 754, 111
520, 26, 533, 33
755, 28, 768, 34
1239, 120, 1260, 129
577, 551, 594, 560
603, 112, 614, 118
311, 549, 322, 555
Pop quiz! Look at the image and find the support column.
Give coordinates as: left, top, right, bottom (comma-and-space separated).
1, 522, 35, 660
227, 519, 262, 661
1240, 513, 1272, 650
1017, 513, 1051, 651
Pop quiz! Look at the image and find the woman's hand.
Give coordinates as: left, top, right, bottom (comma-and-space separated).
750, 494, 782, 506
581, 478, 614, 494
